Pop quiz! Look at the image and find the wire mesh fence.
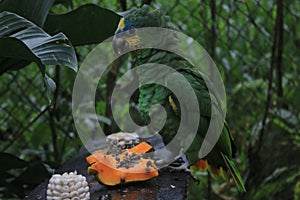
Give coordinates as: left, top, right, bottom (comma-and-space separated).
0, 1, 299, 196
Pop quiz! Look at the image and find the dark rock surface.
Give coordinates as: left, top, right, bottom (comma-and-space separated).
25, 150, 187, 200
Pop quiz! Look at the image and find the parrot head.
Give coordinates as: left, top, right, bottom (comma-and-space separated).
113, 5, 172, 54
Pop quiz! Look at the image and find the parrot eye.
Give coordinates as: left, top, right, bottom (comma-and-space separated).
128, 27, 136, 35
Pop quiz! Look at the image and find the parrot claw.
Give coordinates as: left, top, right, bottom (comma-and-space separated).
168, 154, 189, 169
152, 147, 200, 183
160, 148, 188, 169
167, 164, 200, 184
166, 152, 200, 184
184, 168, 200, 184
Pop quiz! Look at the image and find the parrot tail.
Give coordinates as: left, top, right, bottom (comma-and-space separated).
221, 152, 246, 192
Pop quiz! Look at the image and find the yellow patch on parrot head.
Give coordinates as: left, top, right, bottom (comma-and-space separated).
114, 17, 140, 54
118, 17, 125, 31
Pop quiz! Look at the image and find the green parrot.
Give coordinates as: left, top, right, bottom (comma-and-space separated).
112, 5, 246, 192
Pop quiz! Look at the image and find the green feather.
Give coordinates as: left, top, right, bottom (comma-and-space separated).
124, 5, 173, 29
221, 153, 246, 192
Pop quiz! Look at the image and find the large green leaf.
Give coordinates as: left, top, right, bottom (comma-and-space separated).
0, 11, 78, 75
0, 0, 54, 27
44, 4, 121, 46
0, 152, 29, 171
14, 162, 49, 185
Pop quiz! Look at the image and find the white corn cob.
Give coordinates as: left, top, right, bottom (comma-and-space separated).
46, 171, 90, 200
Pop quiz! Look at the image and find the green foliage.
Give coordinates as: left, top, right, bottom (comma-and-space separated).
0, 153, 29, 171
45, 4, 121, 46
0, 0, 54, 26
295, 181, 300, 200
133, 0, 299, 199
0, 0, 78, 100
0, 0, 120, 198
187, 168, 208, 199
0, 0, 299, 199
0, 153, 49, 198
54, 0, 73, 9
0, 11, 78, 73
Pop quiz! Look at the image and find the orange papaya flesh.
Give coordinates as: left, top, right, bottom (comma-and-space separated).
127, 141, 153, 154
86, 149, 107, 165
86, 141, 152, 165
88, 155, 158, 186
86, 141, 158, 186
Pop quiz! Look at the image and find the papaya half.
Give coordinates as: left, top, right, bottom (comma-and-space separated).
86, 141, 158, 186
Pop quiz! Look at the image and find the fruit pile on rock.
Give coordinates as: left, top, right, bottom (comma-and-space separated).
87, 132, 159, 186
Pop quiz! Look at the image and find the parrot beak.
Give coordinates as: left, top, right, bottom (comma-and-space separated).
113, 34, 140, 55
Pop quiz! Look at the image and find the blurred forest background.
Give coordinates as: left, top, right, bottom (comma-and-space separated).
0, 0, 299, 199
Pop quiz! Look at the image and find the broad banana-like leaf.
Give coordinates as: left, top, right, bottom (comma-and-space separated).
0, 11, 78, 75
0, 0, 54, 27
44, 4, 121, 46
